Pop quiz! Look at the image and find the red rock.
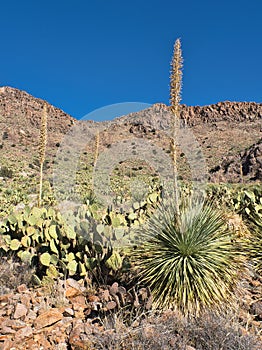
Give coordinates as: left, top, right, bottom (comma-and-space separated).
0, 334, 10, 341
20, 294, 31, 309
15, 326, 33, 339
65, 286, 81, 298
70, 294, 86, 305
1, 326, 16, 334
25, 309, 37, 321
13, 303, 28, 319
66, 278, 84, 291
2, 339, 13, 350
87, 294, 100, 302
17, 284, 28, 293
6, 319, 27, 330
0, 293, 13, 302
34, 308, 63, 329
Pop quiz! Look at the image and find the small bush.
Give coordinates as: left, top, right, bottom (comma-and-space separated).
0, 252, 34, 294
0, 166, 13, 178
87, 309, 261, 349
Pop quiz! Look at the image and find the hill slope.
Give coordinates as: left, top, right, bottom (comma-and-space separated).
0, 87, 261, 185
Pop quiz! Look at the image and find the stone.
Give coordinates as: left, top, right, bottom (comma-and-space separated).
65, 286, 81, 298
15, 326, 33, 339
20, 294, 31, 308
0, 293, 13, 302
34, 308, 63, 329
69, 294, 86, 305
17, 284, 28, 293
26, 309, 37, 320
13, 303, 28, 319
63, 307, 74, 317
66, 278, 84, 291
1, 325, 16, 334
0, 335, 10, 341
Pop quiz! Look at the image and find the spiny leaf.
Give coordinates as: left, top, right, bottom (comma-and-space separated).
50, 239, 59, 254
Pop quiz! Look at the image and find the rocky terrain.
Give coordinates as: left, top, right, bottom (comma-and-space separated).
0, 269, 262, 349
0, 86, 261, 183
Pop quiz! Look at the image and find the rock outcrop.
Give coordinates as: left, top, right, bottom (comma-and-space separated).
211, 139, 262, 182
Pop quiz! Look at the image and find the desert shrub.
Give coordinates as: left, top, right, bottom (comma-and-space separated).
87, 309, 261, 350
0, 252, 34, 294
0, 165, 13, 178
187, 310, 261, 350
133, 199, 245, 315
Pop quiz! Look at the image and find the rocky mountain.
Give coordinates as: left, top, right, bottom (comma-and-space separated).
0, 86, 261, 183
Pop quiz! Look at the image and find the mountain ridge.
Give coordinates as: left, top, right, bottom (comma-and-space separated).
0, 86, 261, 183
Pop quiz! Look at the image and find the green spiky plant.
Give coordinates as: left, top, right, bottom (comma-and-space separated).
38, 104, 47, 207
246, 213, 262, 274
170, 38, 183, 216
134, 199, 244, 315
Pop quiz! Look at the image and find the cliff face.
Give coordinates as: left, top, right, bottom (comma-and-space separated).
181, 101, 262, 125
0, 86, 261, 183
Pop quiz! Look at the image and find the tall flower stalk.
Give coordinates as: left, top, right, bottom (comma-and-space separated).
170, 38, 183, 216
93, 130, 100, 168
38, 104, 47, 207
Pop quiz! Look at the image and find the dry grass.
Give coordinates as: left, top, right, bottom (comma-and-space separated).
87, 309, 261, 349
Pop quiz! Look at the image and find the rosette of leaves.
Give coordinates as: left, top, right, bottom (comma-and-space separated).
133, 199, 245, 315
246, 213, 262, 274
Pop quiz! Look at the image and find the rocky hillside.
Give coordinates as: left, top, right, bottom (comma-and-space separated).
0, 86, 261, 183
0, 87, 75, 167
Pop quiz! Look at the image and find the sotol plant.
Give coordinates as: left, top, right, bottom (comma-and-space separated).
246, 213, 262, 274
169, 38, 183, 216
38, 104, 47, 207
134, 199, 244, 315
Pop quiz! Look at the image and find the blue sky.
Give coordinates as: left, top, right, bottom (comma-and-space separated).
0, 0, 261, 120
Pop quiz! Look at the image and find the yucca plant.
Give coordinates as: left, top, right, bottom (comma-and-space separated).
134, 199, 244, 315
38, 104, 48, 207
246, 213, 262, 274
